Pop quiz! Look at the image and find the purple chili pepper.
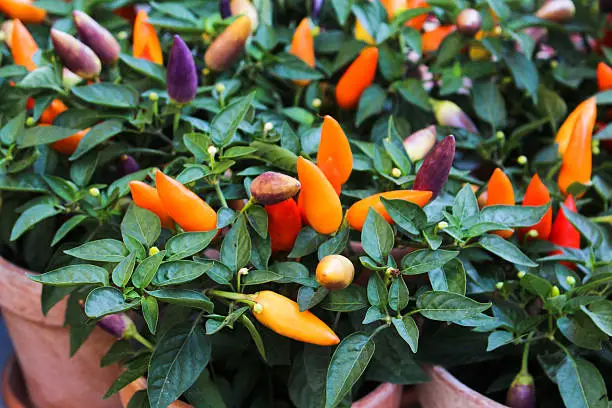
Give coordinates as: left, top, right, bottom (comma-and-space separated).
118, 154, 140, 176
97, 313, 135, 339
166, 35, 198, 104
73, 10, 120, 65
51, 29, 102, 79
220, 0, 232, 18
312, 0, 324, 20
506, 372, 536, 408
413, 135, 456, 198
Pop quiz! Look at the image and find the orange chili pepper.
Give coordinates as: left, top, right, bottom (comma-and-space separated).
129, 180, 175, 230
422, 25, 456, 54
486, 168, 515, 238
335, 47, 378, 110
204, 15, 252, 72
518, 174, 552, 241
555, 99, 589, 156
50, 128, 89, 155
11, 19, 38, 71
405, 0, 428, 30
265, 198, 302, 252
252, 291, 339, 346
0, 0, 46, 24
597, 62, 612, 91
558, 97, 596, 196
346, 190, 432, 231
549, 194, 580, 269
155, 170, 217, 232
133, 10, 163, 65
296, 156, 342, 235
317, 115, 353, 192
40, 99, 68, 125
290, 18, 315, 87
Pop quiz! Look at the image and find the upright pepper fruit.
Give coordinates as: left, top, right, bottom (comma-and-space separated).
403, 125, 437, 162
335, 47, 378, 110
518, 174, 552, 241
39, 99, 68, 125
133, 10, 163, 65
265, 198, 302, 252
290, 18, 315, 87
431, 99, 479, 134
486, 168, 515, 238
413, 135, 456, 198
422, 25, 456, 54
155, 171, 217, 232
51, 28, 102, 79
297, 156, 343, 235
558, 97, 596, 196
230, 0, 259, 31
554, 98, 591, 156
252, 291, 340, 346
167, 35, 198, 104
347, 190, 432, 231
11, 19, 38, 71
597, 62, 612, 91
129, 180, 175, 230
404, 0, 428, 30
317, 115, 353, 193
549, 195, 580, 269
0, 0, 46, 24
204, 15, 252, 72
73, 10, 121, 65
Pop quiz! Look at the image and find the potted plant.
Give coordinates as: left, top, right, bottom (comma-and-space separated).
1, 0, 611, 407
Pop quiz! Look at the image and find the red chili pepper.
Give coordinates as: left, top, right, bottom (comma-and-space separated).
518, 174, 552, 241
265, 198, 302, 252
549, 195, 580, 269
597, 62, 612, 91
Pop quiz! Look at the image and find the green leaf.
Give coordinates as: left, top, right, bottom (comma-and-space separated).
122, 205, 161, 247
381, 198, 427, 235
0, 111, 25, 145
51, 215, 89, 246
486, 330, 513, 351
503, 50, 539, 102
101, 340, 134, 367
242, 270, 282, 286
28, 264, 109, 286
556, 356, 607, 408
472, 79, 507, 127
249, 140, 299, 173
142, 296, 159, 334
318, 223, 350, 259
561, 204, 603, 248
84, 287, 139, 318
271, 262, 317, 287
392, 315, 419, 353
581, 300, 612, 336
356, 85, 386, 126
401, 249, 459, 275
185, 370, 228, 408
166, 231, 217, 261
221, 146, 258, 159
70, 119, 124, 160
393, 79, 431, 111
520, 273, 553, 298
325, 333, 375, 408
557, 313, 608, 350
269, 53, 323, 81
147, 289, 214, 312
210, 92, 255, 147
104, 355, 149, 398
478, 234, 537, 267
240, 314, 267, 361
480, 204, 550, 228
389, 277, 409, 312
282, 107, 315, 125
17, 66, 63, 93
537, 86, 567, 132
428, 259, 466, 295
194, 259, 232, 285
331, 0, 352, 24
220, 215, 251, 272
436, 32, 464, 66
64, 239, 128, 262
280, 122, 300, 155
132, 250, 166, 289
416, 291, 491, 320
148, 320, 211, 408
361, 209, 394, 264
297, 286, 329, 312
320, 285, 369, 312
112, 252, 138, 287
17, 125, 78, 148
246, 205, 268, 238
72, 83, 139, 108
367, 272, 388, 307
120, 54, 166, 83
152, 261, 212, 286
10, 203, 61, 241
289, 227, 327, 258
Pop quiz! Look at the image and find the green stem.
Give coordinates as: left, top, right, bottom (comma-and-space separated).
173, 111, 181, 134
132, 332, 154, 350
293, 86, 304, 106
208, 290, 256, 307
520, 333, 534, 375
214, 181, 228, 208
240, 196, 255, 214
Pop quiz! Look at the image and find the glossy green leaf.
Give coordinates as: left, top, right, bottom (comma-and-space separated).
152, 261, 212, 286
85, 287, 139, 318
147, 289, 214, 312
166, 231, 217, 261
132, 250, 166, 289
479, 234, 537, 267
392, 315, 419, 353
28, 264, 109, 286
416, 291, 491, 321
64, 239, 128, 262
361, 209, 394, 264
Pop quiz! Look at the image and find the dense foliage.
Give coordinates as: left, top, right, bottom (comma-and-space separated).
0, 0, 611, 407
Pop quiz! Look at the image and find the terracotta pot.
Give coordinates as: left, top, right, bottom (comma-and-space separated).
120, 379, 403, 408
0, 257, 121, 408
2, 355, 31, 408
415, 366, 508, 408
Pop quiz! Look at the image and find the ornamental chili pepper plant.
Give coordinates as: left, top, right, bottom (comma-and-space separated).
1, 1, 612, 408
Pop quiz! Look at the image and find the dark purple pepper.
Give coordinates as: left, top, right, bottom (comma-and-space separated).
118, 154, 140, 176
97, 313, 135, 339
506, 372, 536, 408
413, 135, 456, 199
73, 10, 120, 64
312, 0, 324, 20
167, 35, 198, 104
51, 28, 101, 79
220, 0, 232, 18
